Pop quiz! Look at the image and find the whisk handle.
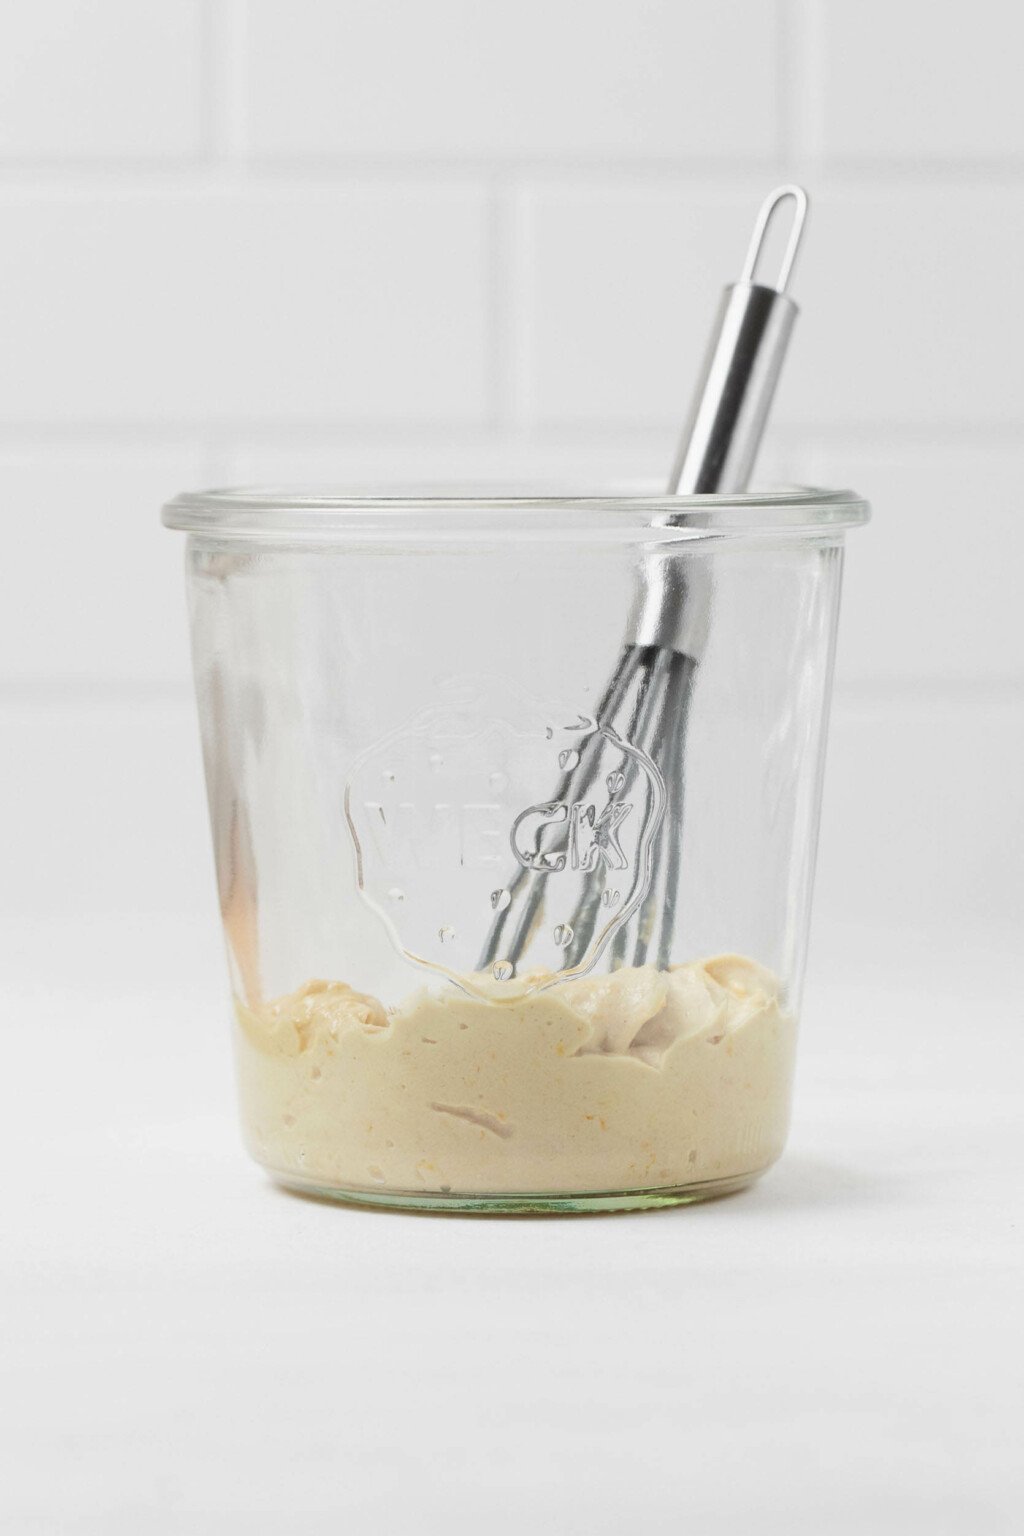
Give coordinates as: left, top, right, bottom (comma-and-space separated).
635, 187, 808, 653
668, 280, 797, 496
668, 185, 807, 495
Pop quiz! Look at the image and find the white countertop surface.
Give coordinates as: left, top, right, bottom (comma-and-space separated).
5, 917, 1022, 1535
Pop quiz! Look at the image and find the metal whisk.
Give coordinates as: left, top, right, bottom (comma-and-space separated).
480, 186, 809, 978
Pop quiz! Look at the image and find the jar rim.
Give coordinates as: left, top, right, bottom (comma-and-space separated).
162, 483, 869, 542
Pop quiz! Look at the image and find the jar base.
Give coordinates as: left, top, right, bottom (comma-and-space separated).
271, 1168, 767, 1214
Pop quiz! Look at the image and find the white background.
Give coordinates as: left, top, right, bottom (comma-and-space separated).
2, 4, 1022, 1532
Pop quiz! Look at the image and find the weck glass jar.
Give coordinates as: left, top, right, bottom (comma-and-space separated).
164, 485, 868, 1212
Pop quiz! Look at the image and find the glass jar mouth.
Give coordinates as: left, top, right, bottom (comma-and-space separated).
163, 483, 869, 543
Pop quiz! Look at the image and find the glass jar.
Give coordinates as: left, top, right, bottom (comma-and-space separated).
164, 485, 868, 1212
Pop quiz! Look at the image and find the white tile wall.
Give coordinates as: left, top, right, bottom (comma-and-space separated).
0, 187, 490, 425
815, 2, 1024, 164
808, 443, 1024, 689
520, 185, 754, 427
244, 0, 779, 162
0, 444, 202, 685
783, 188, 1024, 428
0, 2, 1020, 938
0, 2, 205, 161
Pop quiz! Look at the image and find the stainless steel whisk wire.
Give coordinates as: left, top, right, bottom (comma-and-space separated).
478, 187, 809, 979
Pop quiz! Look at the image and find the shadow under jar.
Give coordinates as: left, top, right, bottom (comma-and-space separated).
164, 485, 868, 1213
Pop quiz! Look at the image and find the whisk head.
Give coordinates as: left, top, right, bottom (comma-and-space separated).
478, 643, 695, 979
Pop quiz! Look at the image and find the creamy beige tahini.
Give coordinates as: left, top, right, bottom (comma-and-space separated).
234, 954, 795, 1196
